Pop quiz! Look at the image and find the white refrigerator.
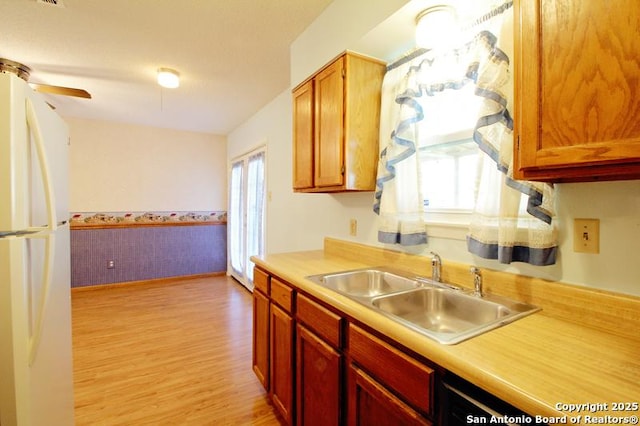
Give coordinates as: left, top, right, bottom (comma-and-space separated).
0, 72, 74, 425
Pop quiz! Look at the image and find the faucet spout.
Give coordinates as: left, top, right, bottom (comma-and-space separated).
430, 252, 442, 282
470, 266, 482, 297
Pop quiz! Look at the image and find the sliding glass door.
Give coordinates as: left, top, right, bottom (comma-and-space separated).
229, 148, 266, 290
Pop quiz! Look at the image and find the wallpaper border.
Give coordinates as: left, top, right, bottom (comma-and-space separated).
71, 210, 227, 226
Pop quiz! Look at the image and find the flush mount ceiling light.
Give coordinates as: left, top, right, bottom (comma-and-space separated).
415, 5, 458, 50
157, 68, 180, 89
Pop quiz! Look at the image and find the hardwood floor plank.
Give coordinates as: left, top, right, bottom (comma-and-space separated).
72, 276, 283, 425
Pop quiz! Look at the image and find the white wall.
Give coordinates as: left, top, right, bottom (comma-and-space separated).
290, 0, 410, 87
227, 0, 640, 297
228, 90, 376, 255
68, 117, 227, 212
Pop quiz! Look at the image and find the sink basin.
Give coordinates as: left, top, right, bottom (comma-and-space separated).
308, 268, 420, 298
372, 288, 539, 344
373, 287, 510, 332
306, 268, 540, 344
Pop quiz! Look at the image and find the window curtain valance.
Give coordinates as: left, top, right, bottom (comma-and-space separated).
373, 1, 558, 265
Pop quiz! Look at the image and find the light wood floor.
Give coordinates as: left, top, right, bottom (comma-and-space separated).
71, 275, 283, 426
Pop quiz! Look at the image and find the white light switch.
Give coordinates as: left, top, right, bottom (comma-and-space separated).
573, 218, 600, 254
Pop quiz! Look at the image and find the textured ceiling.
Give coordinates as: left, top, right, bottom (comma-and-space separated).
0, 0, 333, 134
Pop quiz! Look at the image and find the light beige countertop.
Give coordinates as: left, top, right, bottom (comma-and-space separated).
252, 239, 640, 422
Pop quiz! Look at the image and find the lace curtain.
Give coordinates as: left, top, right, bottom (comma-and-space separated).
373, 1, 558, 265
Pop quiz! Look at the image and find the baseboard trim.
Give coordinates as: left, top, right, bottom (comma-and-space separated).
71, 272, 226, 292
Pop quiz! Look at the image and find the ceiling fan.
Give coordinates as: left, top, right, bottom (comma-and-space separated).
0, 58, 91, 99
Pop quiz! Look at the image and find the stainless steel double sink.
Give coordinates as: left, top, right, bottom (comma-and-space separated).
306, 267, 540, 344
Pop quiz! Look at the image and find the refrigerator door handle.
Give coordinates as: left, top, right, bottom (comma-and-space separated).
28, 232, 55, 366
25, 97, 58, 233
0, 222, 66, 238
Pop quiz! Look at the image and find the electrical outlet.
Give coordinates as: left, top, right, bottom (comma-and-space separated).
107, 260, 116, 269
349, 219, 357, 236
573, 218, 600, 254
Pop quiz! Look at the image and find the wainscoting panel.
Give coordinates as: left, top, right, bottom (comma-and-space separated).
71, 224, 227, 287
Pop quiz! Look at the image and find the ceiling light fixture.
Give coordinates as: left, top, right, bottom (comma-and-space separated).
415, 5, 458, 50
157, 68, 180, 89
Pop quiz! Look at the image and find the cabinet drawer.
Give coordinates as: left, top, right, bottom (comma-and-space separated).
271, 278, 294, 313
297, 293, 343, 348
254, 268, 270, 294
348, 324, 434, 416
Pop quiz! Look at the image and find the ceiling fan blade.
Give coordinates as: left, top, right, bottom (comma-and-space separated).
31, 83, 92, 99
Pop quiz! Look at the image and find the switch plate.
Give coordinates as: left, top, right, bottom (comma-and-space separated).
349, 219, 357, 236
107, 260, 115, 269
573, 218, 600, 254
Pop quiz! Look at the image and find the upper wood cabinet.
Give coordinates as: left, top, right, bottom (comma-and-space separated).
292, 51, 386, 192
292, 80, 314, 189
514, 0, 640, 182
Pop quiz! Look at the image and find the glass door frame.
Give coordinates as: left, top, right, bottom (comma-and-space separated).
228, 145, 267, 291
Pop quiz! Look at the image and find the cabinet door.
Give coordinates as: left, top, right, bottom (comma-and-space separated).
252, 289, 269, 390
515, 0, 640, 181
293, 80, 315, 190
270, 304, 294, 424
296, 324, 342, 426
348, 324, 434, 416
348, 365, 431, 426
314, 57, 345, 188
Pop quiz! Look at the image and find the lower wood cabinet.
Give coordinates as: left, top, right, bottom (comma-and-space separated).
252, 269, 295, 424
348, 365, 431, 426
296, 324, 342, 426
296, 293, 344, 425
252, 267, 440, 425
252, 270, 270, 390
348, 324, 434, 425
271, 303, 294, 423
270, 278, 295, 424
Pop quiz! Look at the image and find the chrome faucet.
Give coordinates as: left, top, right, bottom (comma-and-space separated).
430, 252, 442, 282
470, 266, 482, 297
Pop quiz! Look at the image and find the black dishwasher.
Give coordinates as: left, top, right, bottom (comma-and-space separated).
441, 374, 547, 425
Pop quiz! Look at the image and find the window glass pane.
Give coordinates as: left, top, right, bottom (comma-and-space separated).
229, 161, 244, 274
417, 81, 481, 212
418, 85, 480, 144
421, 138, 477, 210
245, 152, 265, 282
